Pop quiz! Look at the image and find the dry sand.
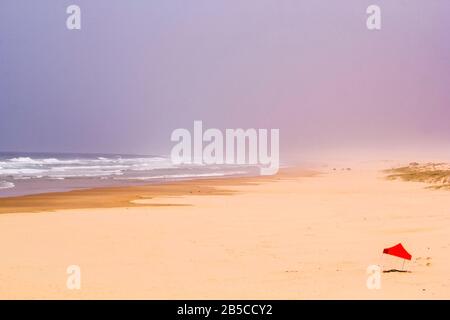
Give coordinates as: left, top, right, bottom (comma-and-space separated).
0, 164, 449, 299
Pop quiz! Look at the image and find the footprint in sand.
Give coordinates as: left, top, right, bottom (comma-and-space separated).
415, 256, 432, 267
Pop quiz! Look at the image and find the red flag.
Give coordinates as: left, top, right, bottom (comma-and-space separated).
383, 243, 412, 260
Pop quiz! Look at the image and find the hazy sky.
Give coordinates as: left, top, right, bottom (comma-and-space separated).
1, 1, 449, 157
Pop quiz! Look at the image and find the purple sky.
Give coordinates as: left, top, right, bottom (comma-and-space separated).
1, 1, 449, 158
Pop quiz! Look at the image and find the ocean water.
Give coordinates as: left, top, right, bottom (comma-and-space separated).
0, 152, 257, 197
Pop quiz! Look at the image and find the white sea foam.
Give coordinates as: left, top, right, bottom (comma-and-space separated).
50, 165, 129, 171
0, 153, 254, 197
115, 171, 247, 181
0, 181, 15, 189
0, 155, 176, 179
0, 168, 46, 175
9, 157, 41, 164
8, 157, 84, 165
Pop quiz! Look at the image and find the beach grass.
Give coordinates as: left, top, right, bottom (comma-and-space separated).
385, 162, 450, 189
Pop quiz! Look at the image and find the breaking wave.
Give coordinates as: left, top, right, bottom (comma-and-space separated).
0, 153, 256, 196
0, 181, 15, 189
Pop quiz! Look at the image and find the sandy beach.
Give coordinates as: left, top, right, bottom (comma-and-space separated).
0, 163, 449, 299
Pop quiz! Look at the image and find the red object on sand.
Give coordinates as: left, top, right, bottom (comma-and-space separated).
383, 243, 412, 260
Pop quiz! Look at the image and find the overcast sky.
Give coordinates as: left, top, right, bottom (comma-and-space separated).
1, 1, 449, 158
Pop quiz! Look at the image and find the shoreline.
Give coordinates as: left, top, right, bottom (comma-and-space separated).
0, 168, 317, 215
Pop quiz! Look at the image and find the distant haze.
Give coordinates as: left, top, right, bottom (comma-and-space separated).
1, 1, 449, 160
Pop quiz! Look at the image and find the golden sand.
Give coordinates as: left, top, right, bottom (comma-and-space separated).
0, 165, 449, 299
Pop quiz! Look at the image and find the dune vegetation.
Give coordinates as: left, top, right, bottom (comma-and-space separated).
386, 162, 450, 190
